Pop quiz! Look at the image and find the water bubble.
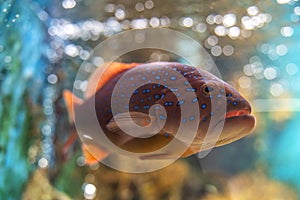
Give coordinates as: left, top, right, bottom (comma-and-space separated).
76, 156, 85, 167
149, 17, 160, 27
135, 2, 145, 12
243, 64, 254, 76
270, 83, 283, 96
268, 49, 279, 60
4, 56, 11, 63
195, 23, 207, 33
131, 18, 148, 29
207, 35, 218, 46
286, 63, 298, 75
92, 57, 104, 66
3, 8, 7, 13
42, 124, 52, 136
241, 29, 252, 38
83, 183, 97, 199
290, 13, 300, 22
223, 45, 234, 56
214, 15, 223, 24
65, 44, 79, 57
260, 43, 270, 54
228, 26, 240, 38
223, 13, 236, 27
277, 0, 291, 4
62, 0, 76, 9
239, 76, 252, 88
182, 17, 193, 27
16, 14, 19, 18
115, 8, 126, 20
145, 0, 154, 9
47, 74, 58, 84
294, 6, 300, 15
276, 44, 288, 56
247, 6, 259, 16
214, 25, 226, 36
38, 157, 49, 168
104, 4, 115, 13
80, 80, 88, 92
242, 16, 255, 30
160, 17, 170, 27
264, 67, 277, 80
206, 14, 215, 24
211, 45, 222, 56
281, 26, 294, 37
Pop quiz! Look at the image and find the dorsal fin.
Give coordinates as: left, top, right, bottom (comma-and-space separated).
85, 62, 140, 98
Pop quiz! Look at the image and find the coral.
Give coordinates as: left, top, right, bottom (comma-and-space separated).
204, 171, 297, 200
22, 169, 71, 200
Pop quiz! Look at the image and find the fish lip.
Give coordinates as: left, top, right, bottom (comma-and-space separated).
225, 108, 251, 119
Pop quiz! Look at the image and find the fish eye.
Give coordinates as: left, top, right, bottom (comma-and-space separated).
202, 84, 214, 96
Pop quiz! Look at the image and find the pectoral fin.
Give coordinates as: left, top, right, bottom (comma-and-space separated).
106, 112, 162, 138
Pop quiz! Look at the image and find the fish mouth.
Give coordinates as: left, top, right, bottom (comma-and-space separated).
214, 107, 255, 147
225, 107, 252, 119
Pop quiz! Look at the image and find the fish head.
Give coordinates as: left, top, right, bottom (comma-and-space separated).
188, 69, 255, 150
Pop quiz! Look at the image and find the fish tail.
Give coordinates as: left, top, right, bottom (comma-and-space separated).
63, 89, 109, 164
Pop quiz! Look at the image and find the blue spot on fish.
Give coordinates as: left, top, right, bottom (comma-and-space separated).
170, 88, 178, 92
201, 104, 207, 109
156, 76, 161, 80
186, 88, 197, 92
227, 100, 231, 104
144, 105, 150, 109
202, 117, 207, 122
164, 133, 170, 138
130, 77, 134, 80
220, 89, 225, 93
165, 72, 169, 76
189, 116, 195, 121
161, 94, 165, 99
133, 89, 139, 94
148, 96, 152, 100
192, 97, 198, 103
154, 94, 160, 99
134, 105, 140, 110
177, 100, 185, 106
233, 101, 238, 106
140, 99, 144, 103
142, 89, 150, 94
159, 115, 166, 120
142, 77, 146, 81
184, 81, 189, 86
164, 102, 173, 106
170, 76, 177, 81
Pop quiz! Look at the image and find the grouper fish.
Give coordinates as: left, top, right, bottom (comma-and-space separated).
63, 62, 255, 164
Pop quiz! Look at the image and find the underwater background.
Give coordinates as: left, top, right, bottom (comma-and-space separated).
1, 0, 300, 199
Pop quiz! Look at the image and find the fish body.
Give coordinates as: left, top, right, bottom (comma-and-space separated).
64, 62, 255, 164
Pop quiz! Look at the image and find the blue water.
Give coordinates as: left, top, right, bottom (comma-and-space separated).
0, 0, 48, 199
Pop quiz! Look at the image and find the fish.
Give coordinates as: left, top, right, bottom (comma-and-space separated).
63, 62, 255, 164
